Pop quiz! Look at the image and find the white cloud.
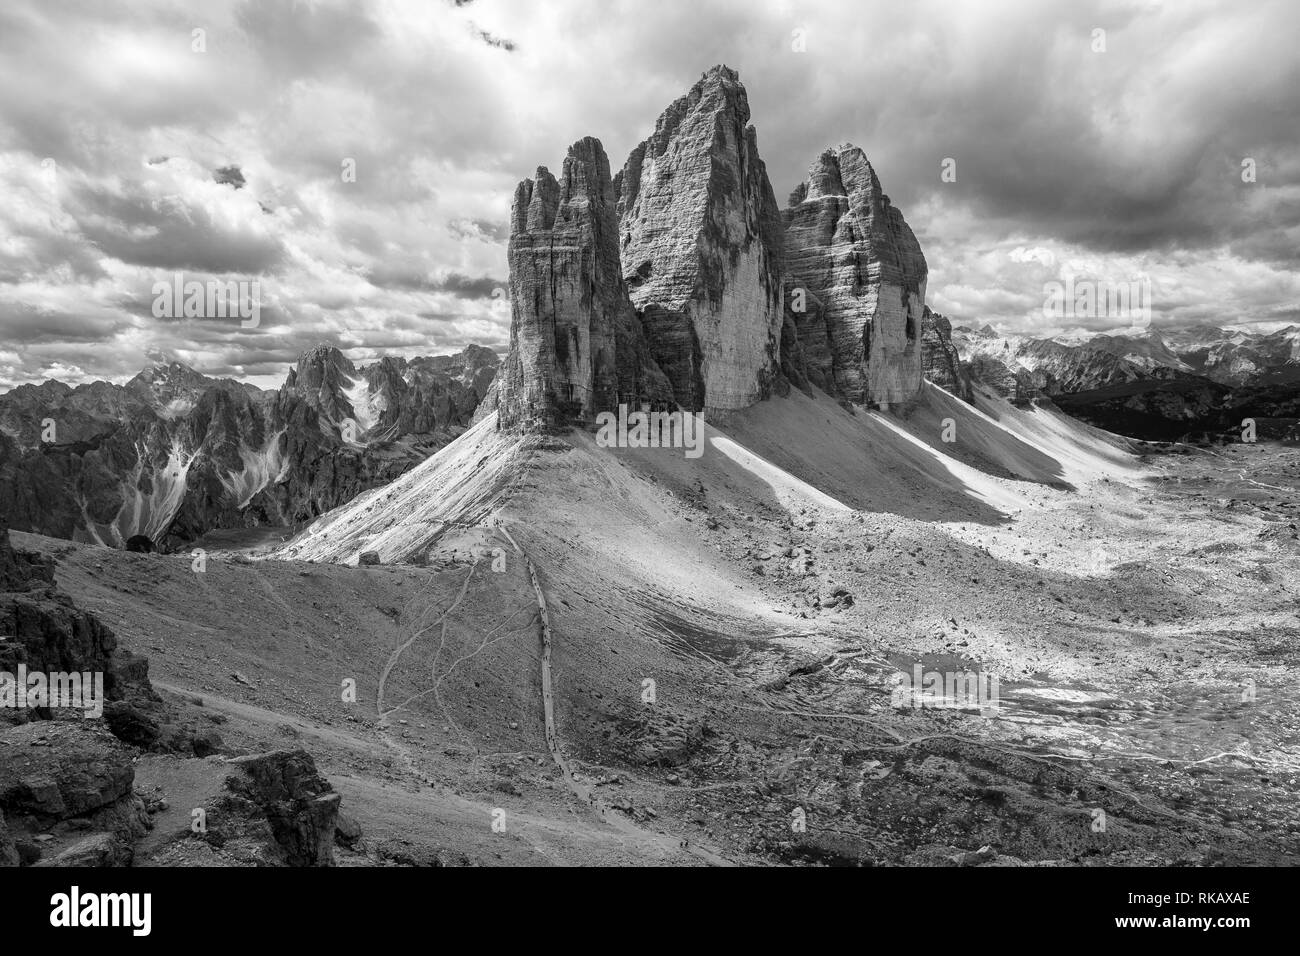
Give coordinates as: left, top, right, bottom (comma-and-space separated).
0, 0, 1296, 387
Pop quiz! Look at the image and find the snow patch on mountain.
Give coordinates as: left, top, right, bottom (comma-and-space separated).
219, 431, 290, 509
89, 440, 199, 545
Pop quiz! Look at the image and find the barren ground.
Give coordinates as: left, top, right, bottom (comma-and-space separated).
21, 384, 1300, 866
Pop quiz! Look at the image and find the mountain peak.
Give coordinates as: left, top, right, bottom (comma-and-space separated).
125, 360, 212, 396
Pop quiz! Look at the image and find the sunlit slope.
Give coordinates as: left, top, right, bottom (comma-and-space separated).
278, 383, 1143, 568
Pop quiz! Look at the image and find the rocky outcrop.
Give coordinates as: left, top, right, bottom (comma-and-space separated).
961, 355, 1049, 404
921, 308, 973, 402
0, 721, 137, 819
0, 529, 345, 867
130, 748, 341, 867
0, 721, 151, 867
490, 137, 673, 430
0, 725, 341, 867
0, 528, 234, 755
0, 528, 160, 738
782, 144, 928, 407
0, 346, 500, 550
496, 140, 620, 428
221, 750, 340, 866
615, 65, 785, 414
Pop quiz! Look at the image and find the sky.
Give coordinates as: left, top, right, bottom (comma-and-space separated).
1, 0, 1297, 389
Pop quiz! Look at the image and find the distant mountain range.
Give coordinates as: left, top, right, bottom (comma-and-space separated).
0, 345, 498, 550
950, 324, 1300, 440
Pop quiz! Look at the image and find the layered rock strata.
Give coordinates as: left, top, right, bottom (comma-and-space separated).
921, 307, 973, 402
615, 65, 786, 414
489, 68, 938, 429
782, 144, 928, 406
493, 138, 672, 429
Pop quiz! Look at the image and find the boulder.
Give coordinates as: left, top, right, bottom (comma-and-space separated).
0, 721, 135, 819
39, 831, 131, 867
334, 811, 363, 849
220, 750, 341, 866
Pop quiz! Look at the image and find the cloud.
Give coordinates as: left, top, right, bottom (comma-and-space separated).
0, 0, 1296, 386
213, 165, 246, 189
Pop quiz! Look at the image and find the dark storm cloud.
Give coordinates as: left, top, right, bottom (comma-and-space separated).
213, 166, 245, 189
435, 274, 507, 299
1, 0, 1296, 387
75, 181, 285, 273
234, 1, 382, 79
0, 304, 131, 345
362, 265, 505, 299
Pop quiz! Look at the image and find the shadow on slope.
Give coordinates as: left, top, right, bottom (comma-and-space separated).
279, 379, 1146, 569
716, 384, 1137, 524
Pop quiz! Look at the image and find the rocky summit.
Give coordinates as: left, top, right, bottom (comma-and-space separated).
494, 67, 935, 430
491, 138, 671, 429
783, 144, 929, 406
616, 65, 786, 415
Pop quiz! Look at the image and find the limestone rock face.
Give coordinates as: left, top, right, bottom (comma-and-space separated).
494, 137, 672, 430
783, 144, 928, 406
497, 140, 617, 428
0, 347, 497, 550
921, 307, 973, 402
615, 65, 785, 414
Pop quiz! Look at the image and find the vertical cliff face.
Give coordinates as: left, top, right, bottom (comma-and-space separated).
782, 145, 928, 406
494, 69, 939, 428
615, 65, 785, 415
921, 307, 973, 402
496, 138, 622, 429
494, 137, 673, 430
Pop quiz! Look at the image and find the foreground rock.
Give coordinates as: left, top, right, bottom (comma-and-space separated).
0, 721, 149, 867
133, 750, 339, 866
0, 527, 160, 742
0, 529, 345, 867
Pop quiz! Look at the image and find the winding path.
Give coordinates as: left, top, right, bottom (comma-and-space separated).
503, 524, 735, 867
